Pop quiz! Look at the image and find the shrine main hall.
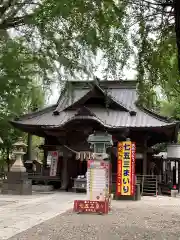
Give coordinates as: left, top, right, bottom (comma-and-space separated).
11, 80, 179, 191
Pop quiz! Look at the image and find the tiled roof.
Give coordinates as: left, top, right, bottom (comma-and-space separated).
108, 88, 137, 110
11, 81, 177, 129
55, 88, 90, 112
12, 108, 175, 128
54, 82, 133, 113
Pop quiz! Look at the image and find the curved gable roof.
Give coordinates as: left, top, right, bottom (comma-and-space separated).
54, 81, 133, 114
11, 80, 178, 130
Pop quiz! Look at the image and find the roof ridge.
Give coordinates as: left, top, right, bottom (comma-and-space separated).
56, 79, 137, 84
56, 82, 67, 105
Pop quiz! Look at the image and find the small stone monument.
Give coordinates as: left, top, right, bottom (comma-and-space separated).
2, 137, 32, 195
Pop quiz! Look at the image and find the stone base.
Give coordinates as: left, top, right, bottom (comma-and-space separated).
115, 195, 135, 201
32, 185, 53, 192
1, 171, 32, 195
6, 172, 29, 181
171, 189, 178, 198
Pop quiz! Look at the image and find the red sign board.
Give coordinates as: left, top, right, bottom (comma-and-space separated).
74, 200, 109, 214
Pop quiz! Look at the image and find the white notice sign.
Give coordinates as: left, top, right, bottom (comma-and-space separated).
87, 160, 110, 201
49, 151, 59, 176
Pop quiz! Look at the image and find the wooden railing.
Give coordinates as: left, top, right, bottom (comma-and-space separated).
137, 175, 158, 196
112, 173, 158, 196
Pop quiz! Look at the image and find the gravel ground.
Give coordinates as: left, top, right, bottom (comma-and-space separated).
8, 196, 180, 240
0, 200, 15, 207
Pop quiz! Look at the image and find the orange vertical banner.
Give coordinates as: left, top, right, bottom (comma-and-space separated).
116, 142, 123, 195
117, 141, 136, 196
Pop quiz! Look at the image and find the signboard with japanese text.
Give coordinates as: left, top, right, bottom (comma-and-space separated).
49, 151, 59, 176
87, 160, 110, 201
74, 157, 111, 214
74, 200, 109, 214
117, 142, 123, 195
131, 142, 136, 195
117, 141, 136, 196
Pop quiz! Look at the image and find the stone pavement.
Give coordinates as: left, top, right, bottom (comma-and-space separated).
0, 192, 85, 240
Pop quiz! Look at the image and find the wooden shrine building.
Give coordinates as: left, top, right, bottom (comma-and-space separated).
11, 80, 179, 190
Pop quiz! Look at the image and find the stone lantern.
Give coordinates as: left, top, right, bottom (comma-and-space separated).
1, 137, 32, 195
11, 137, 27, 172
87, 131, 113, 161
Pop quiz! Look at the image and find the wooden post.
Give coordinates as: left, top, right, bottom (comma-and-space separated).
173, 160, 177, 186
43, 138, 48, 167
178, 161, 180, 192
61, 152, 68, 190
27, 133, 32, 161
143, 139, 147, 175
43, 149, 47, 168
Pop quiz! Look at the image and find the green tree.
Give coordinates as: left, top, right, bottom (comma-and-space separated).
0, 81, 45, 170
0, 0, 179, 113
0, 0, 131, 81
0, 1, 179, 88
120, 1, 180, 109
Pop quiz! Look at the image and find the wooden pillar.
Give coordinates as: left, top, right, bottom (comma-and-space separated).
27, 133, 33, 160
167, 161, 172, 182
173, 160, 177, 186
43, 138, 48, 167
158, 158, 163, 195
61, 152, 68, 190
143, 139, 147, 175
159, 158, 163, 183
178, 161, 180, 192
43, 150, 47, 167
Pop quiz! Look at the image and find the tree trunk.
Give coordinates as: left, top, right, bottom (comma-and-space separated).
174, 0, 180, 74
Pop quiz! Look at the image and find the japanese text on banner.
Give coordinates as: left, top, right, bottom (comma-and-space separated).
121, 142, 131, 195
116, 142, 123, 195
131, 143, 136, 195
